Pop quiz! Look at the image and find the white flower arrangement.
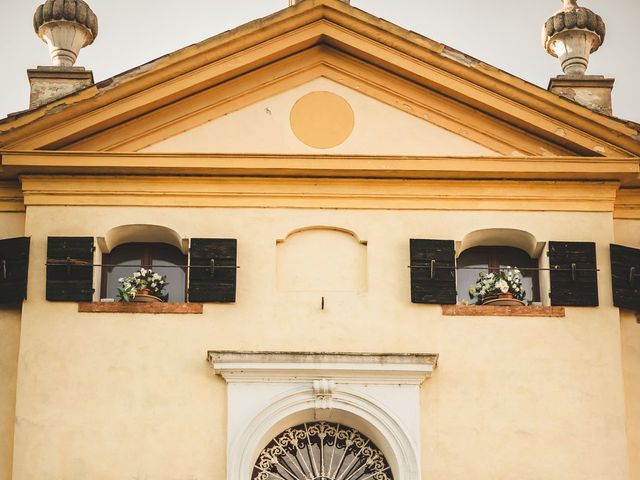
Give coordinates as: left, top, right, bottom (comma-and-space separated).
468, 267, 526, 304
117, 267, 168, 302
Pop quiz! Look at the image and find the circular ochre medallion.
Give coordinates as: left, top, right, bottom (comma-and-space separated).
290, 91, 355, 149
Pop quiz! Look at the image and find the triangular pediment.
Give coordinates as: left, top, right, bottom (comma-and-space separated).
0, 0, 638, 158
139, 77, 499, 156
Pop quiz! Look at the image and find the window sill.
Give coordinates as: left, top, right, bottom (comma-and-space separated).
442, 305, 565, 317
78, 302, 203, 314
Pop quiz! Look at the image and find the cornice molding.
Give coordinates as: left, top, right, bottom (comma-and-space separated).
17, 174, 620, 212
3, 151, 638, 183
0, 181, 25, 212
208, 351, 437, 385
614, 188, 640, 219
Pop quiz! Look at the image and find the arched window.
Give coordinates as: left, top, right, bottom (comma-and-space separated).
252, 421, 393, 480
100, 242, 187, 302
457, 246, 540, 304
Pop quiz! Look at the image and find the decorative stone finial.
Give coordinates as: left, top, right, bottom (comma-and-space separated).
542, 0, 605, 75
33, 0, 98, 67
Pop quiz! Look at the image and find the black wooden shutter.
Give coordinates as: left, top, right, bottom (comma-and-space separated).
410, 239, 456, 304
46, 237, 95, 302
548, 241, 598, 307
188, 238, 237, 303
0, 237, 30, 304
610, 244, 640, 311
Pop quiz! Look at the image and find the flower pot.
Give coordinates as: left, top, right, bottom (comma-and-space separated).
132, 289, 162, 303
481, 293, 525, 307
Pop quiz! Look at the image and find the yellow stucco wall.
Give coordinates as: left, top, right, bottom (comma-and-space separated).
615, 218, 640, 480
0, 212, 25, 238
0, 212, 25, 480
0, 307, 21, 480
9, 206, 630, 479
622, 310, 640, 480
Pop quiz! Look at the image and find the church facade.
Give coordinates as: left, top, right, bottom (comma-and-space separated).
0, 1, 639, 479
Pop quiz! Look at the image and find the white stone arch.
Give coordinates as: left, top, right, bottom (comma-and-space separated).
232, 386, 418, 480
209, 351, 435, 480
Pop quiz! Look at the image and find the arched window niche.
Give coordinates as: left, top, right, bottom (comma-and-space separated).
276, 226, 367, 292
251, 412, 396, 480
97, 224, 189, 302
456, 228, 547, 306
209, 351, 434, 480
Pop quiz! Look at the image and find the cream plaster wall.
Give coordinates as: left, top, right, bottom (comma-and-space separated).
10, 206, 630, 480
0, 308, 20, 480
615, 219, 640, 248
277, 227, 367, 292
0, 212, 26, 238
615, 218, 640, 480
622, 311, 640, 480
140, 78, 499, 156
0, 211, 25, 480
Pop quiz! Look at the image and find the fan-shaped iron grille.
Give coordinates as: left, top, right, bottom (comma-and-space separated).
252, 421, 393, 480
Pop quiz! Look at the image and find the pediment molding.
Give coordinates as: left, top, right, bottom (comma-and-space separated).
0, 0, 638, 157
62, 49, 569, 156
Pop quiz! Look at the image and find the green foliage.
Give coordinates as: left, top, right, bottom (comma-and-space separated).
117, 267, 168, 302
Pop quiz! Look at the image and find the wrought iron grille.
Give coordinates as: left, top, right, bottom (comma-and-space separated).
252, 421, 393, 480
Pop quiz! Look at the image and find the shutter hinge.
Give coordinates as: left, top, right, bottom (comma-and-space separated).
1, 259, 6, 280
66, 257, 72, 276
630, 266, 637, 287
571, 263, 577, 282
209, 258, 215, 279
430, 259, 436, 280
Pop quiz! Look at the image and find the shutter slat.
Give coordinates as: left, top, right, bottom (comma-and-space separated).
46, 237, 94, 302
610, 244, 640, 312
188, 238, 237, 303
410, 239, 456, 305
0, 237, 30, 304
549, 241, 598, 307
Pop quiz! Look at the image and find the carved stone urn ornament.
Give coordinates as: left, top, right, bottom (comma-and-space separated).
542, 0, 605, 76
33, 0, 98, 67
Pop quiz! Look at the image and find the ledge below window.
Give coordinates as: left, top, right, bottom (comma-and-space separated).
78, 302, 203, 314
442, 305, 565, 317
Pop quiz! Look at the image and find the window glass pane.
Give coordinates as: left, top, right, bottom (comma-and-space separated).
497, 248, 540, 303
456, 248, 489, 304
103, 243, 187, 302
456, 246, 540, 303
103, 244, 145, 300
151, 244, 187, 303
